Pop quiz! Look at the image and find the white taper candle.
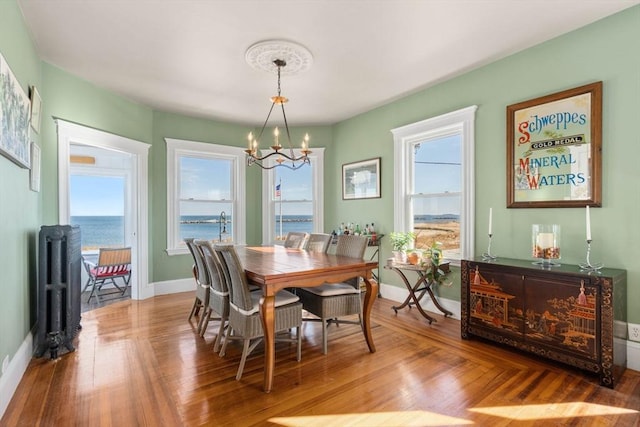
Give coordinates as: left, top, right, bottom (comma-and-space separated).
586, 205, 592, 241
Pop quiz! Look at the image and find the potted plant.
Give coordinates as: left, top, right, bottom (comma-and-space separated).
389, 231, 416, 263
420, 241, 451, 286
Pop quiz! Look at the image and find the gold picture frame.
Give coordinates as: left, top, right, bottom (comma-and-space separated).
507, 82, 602, 208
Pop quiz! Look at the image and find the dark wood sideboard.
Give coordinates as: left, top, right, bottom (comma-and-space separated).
461, 257, 627, 388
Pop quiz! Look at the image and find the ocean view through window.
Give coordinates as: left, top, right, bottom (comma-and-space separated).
70, 174, 126, 251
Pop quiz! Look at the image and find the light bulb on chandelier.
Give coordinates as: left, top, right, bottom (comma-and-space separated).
244, 58, 311, 170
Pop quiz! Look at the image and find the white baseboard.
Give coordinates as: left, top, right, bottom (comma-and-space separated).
628, 340, 640, 372
0, 332, 33, 420
379, 281, 461, 319
152, 278, 193, 296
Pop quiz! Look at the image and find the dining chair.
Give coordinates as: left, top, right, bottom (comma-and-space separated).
214, 244, 302, 380
305, 233, 332, 253
283, 231, 308, 249
185, 238, 210, 331
296, 234, 368, 354
82, 247, 132, 302
194, 239, 229, 352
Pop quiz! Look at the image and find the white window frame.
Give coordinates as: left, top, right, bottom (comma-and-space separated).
261, 148, 325, 245
392, 106, 477, 265
165, 138, 246, 255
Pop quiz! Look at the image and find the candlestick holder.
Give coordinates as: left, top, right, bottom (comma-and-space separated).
579, 239, 603, 272
482, 234, 497, 261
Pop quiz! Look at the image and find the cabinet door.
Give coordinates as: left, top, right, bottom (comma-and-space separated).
523, 275, 598, 361
468, 265, 525, 337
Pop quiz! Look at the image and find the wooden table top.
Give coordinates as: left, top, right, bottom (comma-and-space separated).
234, 245, 379, 287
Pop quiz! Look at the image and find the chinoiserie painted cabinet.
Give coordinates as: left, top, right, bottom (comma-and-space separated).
461, 258, 627, 388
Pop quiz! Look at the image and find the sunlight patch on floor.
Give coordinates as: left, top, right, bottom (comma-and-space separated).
269, 410, 473, 426
469, 402, 638, 420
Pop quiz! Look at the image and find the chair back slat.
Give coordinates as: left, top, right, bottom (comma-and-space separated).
283, 232, 308, 249
214, 245, 253, 312
306, 233, 332, 253
195, 240, 227, 294
335, 235, 368, 259
184, 239, 209, 286
97, 247, 131, 266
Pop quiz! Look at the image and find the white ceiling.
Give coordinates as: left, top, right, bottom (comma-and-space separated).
17, 0, 640, 126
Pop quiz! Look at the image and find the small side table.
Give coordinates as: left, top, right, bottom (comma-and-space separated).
384, 261, 453, 324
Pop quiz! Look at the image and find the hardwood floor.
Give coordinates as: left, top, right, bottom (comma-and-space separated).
3, 292, 640, 426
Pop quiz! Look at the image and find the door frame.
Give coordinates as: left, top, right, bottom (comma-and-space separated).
56, 119, 151, 300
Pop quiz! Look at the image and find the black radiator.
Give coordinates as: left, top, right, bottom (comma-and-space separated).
35, 225, 82, 359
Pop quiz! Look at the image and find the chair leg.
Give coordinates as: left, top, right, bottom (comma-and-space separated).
82, 277, 92, 293
188, 297, 202, 321
198, 307, 210, 336
213, 317, 227, 353
236, 338, 262, 381
87, 279, 102, 303
236, 339, 252, 380
296, 326, 302, 361
220, 327, 232, 357
322, 318, 328, 355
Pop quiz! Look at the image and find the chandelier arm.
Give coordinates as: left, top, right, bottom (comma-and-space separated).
248, 148, 307, 163
279, 101, 299, 168
256, 101, 277, 143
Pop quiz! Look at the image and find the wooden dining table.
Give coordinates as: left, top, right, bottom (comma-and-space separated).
234, 245, 379, 392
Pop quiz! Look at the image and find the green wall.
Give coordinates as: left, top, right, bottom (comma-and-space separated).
2, 0, 640, 387
328, 7, 640, 308
0, 0, 42, 373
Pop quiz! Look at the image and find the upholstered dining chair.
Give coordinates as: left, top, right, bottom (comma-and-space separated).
305, 233, 332, 253
194, 239, 229, 352
214, 244, 302, 380
185, 238, 210, 331
283, 231, 308, 249
296, 234, 368, 354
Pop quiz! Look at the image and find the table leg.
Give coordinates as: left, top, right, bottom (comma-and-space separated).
259, 294, 276, 392
390, 267, 436, 324
424, 285, 454, 317
362, 277, 378, 353
390, 267, 414, 311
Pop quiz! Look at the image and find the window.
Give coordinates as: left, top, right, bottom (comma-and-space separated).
166, 138, 246, 255
262, 148, 325, 245
392, 106, 477, 264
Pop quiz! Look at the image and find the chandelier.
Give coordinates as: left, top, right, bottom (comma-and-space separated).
244, 59, 311, 170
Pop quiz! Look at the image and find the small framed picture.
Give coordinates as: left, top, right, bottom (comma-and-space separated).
30, 142, 41, 192
342, 157, 381, 200
30, 85, 42, 134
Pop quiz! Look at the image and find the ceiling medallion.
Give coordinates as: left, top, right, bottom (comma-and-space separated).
245, 40, 313, 76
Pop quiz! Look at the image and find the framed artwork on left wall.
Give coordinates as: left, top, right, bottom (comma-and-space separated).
0, 50, 31, 168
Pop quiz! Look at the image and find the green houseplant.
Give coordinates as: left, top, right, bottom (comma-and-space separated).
389, 231, 416, 262
420, 241, 451, 286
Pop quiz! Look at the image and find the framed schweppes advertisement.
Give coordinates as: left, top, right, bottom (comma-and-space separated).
507, 82, 602, 208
